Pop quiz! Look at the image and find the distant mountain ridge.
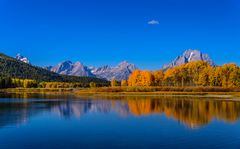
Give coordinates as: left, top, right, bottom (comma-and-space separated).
46, 61, 137, 81
163, 49, 215, 70
13, 49, 215, 81
46, 49, 215, 81
92, 61, 138, 81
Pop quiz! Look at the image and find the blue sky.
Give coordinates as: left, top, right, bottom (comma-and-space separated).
0, 0, 239, 70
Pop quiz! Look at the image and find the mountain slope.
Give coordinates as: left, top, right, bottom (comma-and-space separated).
163, 49, 215, 70
50, 61, 94, 77
0, 53, 109, 85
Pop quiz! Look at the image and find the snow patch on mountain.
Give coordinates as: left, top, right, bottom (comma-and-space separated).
16, 53, 30, 64
163, 49, 215, 70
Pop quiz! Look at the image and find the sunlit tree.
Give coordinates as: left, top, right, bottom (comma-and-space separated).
111, 79, 119, 87
121, 80, 128, 86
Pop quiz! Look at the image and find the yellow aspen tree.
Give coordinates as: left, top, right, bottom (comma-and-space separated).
128, 70, 141, 86
111, 79, 119, 87
152, 70, 164, 86
222, 64, 238, 87
141, 70, 154, 86
121, 80, 128, 86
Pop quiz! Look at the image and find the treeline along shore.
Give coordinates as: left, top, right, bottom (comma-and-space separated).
80, 61, 240, 93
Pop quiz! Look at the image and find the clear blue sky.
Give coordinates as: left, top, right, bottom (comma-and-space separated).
0, 0, 239, 70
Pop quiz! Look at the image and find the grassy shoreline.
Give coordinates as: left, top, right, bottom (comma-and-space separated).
1, 87, 240, 97
0, 88, 76, 94
75, 87, 240, 98
76, 91, 240, 99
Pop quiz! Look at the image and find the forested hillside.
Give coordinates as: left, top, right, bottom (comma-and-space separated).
0, 53, 109, 86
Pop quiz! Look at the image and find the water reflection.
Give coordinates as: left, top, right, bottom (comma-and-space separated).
124, 96, 240, 128
0, 93, 240, 128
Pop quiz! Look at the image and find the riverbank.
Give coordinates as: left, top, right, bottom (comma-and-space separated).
1, 87, 240, 97
0, 88, 76, 94
74, 87, 240, 99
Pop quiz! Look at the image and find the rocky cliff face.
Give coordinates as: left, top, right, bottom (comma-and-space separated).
163, 49, 215, 70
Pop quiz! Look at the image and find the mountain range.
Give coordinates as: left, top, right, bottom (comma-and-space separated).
15, 49, 215, 81
46, 61, 137, 81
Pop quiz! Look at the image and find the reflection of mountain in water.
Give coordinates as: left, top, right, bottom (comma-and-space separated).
0, 100, 61, 128
52, 100, 129, 118
1, 94, 240, 128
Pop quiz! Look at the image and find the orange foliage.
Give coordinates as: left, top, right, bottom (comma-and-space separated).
128, 70, 154, 86
127, 61, 240, 87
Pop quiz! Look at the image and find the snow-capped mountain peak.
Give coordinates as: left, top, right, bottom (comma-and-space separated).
163, 49, 215, 70
16, 53, 30, 64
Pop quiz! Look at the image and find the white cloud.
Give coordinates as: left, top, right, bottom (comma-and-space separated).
147, 20, 159, 25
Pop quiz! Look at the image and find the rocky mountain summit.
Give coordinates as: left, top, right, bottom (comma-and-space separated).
47, 61, 137, 81
50, 61, 93, 77
92, 61, 138, 81
163, 49, 215, 70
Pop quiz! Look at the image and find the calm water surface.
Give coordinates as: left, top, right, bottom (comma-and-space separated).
0, 93, 240, 149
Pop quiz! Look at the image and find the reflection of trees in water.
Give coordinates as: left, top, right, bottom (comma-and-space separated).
125, 96, 240, 128
1, 93, 240, 128
89, 96, 240, 128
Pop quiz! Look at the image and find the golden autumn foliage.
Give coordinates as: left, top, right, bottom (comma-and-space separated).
221, 64, 238, 87
89, 82, 96, 88
128, 69, 141, 86
152, 70, 164, 86
11, 78, 38, 88
121, 80, 128, 86
11, 78, 92, 89
128, 70, 154, 86
111, 79, 119, 87
127, 61, 240, 87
